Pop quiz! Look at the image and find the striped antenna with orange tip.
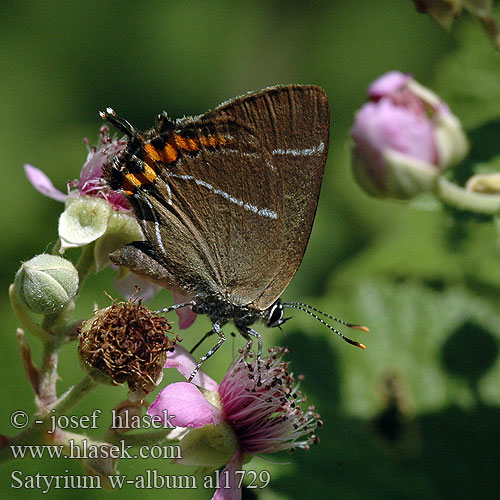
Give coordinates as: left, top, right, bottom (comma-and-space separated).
282, 301, 368, 349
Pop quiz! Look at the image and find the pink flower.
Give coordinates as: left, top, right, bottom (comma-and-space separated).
25, 125, 130, 211
351, 71, 467, 200
148, 345, 321, 500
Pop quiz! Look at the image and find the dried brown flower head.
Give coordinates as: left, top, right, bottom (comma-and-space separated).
78, 299, 175, 393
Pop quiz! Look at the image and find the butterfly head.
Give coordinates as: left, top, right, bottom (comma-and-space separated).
264, 300, 291, 328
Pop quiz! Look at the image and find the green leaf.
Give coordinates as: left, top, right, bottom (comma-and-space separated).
322, 279, 500, 417
276, 276, 500, 499
330, 211, 500, 292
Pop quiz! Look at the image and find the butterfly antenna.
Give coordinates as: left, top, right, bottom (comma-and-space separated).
285, 301, 369, 332
100, 107, 138, 137
282, 302, 367, 349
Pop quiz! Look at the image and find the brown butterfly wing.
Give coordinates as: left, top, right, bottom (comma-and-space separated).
144, 118, 283, 306
110, 85, 329, 311
205, 85, 330, 309
112, 117, 285, 306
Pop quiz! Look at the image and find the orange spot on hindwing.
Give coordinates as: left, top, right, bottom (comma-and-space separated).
144, 143, 162, 162
123, 132, 231, 195
200, 135, 227, 148
175, 135, 199, 152
141, 164, 157, 183
144, 141, 178, 165
123, 173, 142, 195
175, 132, 229, 153
163, 140, 178, 163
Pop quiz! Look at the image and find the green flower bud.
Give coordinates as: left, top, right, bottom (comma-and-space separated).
93, 210, 143, 272
174, 422, 239, 467
14, 254, 78, 314
466, 173, 500, 195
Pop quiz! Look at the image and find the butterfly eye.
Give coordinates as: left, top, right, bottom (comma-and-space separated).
266, 301, 284, 328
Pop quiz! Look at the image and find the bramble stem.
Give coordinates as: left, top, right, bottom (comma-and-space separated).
108, 429, 176, 447
75, 241, 96, 293
47, 374, 98, 415
436, 177, 500, 214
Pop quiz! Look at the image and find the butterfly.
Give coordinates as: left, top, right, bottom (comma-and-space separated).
102, 85, 366, 379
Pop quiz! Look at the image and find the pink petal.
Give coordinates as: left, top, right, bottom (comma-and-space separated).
165, 345, 219, 391
148, 382, 221, 428
79, 149, 107, 184
24, 164, 67, 202
80, 139, 126, 184
173, 292, 197, 329
352, 99, 438, 168
212, 451, 245, 500
368, 71, 411, 100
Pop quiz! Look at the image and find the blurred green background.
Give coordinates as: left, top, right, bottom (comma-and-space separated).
1, 1, 499, 499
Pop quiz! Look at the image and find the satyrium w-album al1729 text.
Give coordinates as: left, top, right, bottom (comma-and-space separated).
101, 85, 367, 379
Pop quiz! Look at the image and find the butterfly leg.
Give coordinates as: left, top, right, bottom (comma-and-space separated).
239, 326, 263, 372
188, 321, 226, 382
156, 301, 196, 314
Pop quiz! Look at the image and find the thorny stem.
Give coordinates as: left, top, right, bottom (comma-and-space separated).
0, 425, 46, 463
4, 243, 102, 464
46, 374, 98, 415
37, 336, 67, 408
34, 243, 97, 409
107, 429, 176, 447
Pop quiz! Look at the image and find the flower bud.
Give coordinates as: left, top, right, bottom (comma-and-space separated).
78, 299, 176, 393
351, 71, 468, 200
466, 173, 500, 194
93, 210, 143, 272
14, 254, 78, 314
